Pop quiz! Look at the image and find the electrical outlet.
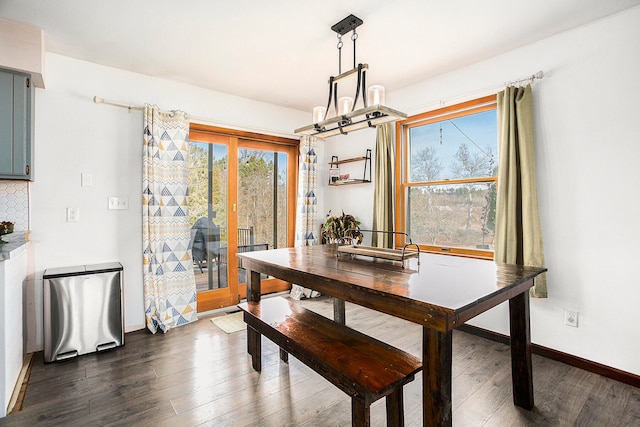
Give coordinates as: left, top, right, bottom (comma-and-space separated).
564, 309, 579, 327
66, 207, 80, 222
108, 197, 129, 210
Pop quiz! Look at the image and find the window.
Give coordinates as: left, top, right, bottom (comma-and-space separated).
395, 95, 497, 258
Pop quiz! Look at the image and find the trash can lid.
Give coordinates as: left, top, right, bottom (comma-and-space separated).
43, 262, 123, 279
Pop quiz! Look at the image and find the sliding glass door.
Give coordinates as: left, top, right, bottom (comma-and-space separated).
188, 125, 298, 312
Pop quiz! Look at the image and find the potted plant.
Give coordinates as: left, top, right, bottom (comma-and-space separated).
321, 211, 363, 245
0, 221, 14, 244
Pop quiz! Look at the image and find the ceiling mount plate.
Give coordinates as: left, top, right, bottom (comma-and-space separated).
331, 14, 363, 35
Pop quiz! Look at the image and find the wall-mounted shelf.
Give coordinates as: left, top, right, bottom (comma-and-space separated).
328, 149, 371, 186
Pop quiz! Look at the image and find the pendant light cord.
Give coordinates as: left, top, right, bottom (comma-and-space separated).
337, 34, 343, 74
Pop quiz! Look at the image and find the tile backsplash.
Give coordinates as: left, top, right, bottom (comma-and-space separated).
0, 180, 29, 231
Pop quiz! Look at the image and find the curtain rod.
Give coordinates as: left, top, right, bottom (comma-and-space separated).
93, 96, 143, 111
504, 70, 544, 86
405, 70, 545, 116
92, 96, 300, 139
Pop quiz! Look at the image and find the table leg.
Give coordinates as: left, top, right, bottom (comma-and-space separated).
509, 289, 534, 409
333, 298, 346, 325
246, 269, 262, 370
423, 327, 453, 427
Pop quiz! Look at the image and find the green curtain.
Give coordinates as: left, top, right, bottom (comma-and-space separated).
371, 123, 394, 248
495, 85, 547, 297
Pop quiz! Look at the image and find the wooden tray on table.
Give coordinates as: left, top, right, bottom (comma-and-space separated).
336, 245, 419, 267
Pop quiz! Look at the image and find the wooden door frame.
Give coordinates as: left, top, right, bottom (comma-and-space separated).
189, 124, 299, 312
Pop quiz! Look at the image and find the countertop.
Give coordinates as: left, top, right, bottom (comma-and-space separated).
0, 232, 30, 261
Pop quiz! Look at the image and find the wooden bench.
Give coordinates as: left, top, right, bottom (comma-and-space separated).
238, 296, 422, 426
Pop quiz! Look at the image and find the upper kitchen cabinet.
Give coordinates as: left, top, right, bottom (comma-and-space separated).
0, 69, 34, 181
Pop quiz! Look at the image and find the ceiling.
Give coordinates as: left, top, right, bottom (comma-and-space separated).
1, 0, 639, 113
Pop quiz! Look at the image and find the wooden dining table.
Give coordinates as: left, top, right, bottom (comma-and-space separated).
237, 244, 547, 426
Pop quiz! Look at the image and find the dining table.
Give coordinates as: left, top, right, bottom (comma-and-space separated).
237, 244, 547, 426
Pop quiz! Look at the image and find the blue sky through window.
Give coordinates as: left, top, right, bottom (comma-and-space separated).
409, 109, 497, 181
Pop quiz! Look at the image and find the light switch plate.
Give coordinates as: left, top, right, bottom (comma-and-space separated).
81, 173, 93, 187
108, 197, 129, 210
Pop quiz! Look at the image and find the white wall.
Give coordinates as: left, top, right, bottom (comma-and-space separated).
26, 53, 307, 352
325, 6, 640, 375
322, 130, 377, 242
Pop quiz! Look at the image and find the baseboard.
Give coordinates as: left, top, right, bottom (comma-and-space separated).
7, 353, 34, 414
457, 324, 640, 389
124, 324, 146, 333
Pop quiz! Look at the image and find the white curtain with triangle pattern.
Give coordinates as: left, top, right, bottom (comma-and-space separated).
294, 135, 318, 247
290, 135, 320, 300
143, 104, 198, 333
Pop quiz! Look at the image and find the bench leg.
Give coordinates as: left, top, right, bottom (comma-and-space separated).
386, 388, 404, 427
246, 330, 252, 356
279, 348, 289, 363
333, 298, 346, 325
351, 397, 371, 427
247, 326, 261, 371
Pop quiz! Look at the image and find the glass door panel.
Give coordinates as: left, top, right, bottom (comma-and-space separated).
236, 148, 288, 284
188, 141, 228, 292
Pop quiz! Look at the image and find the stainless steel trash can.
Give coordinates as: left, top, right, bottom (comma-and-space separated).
43, 262, 124, 362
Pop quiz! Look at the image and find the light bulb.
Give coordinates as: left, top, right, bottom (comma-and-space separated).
312, 106, 326, 123
338, 97, 354, 116
367, 85, 385, 106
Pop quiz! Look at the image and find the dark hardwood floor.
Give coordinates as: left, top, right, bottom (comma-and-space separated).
2, 296, 639, 426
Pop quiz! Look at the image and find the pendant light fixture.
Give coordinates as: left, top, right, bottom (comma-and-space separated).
294, 14, 407, 138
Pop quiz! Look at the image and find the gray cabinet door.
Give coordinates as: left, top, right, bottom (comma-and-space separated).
0, 71, 13, 175
0, 69, 33, 180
